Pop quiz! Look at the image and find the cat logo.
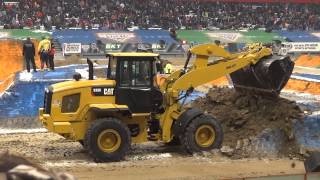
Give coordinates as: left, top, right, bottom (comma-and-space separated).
92, 87, 114, 96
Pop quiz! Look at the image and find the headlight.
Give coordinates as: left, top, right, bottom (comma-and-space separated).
61, 93, 80, 113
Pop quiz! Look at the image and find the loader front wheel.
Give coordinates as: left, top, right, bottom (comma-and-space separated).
85, 117, 131, 162
181, 114, 223, 154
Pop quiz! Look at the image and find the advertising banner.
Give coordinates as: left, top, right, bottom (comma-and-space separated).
206, 32, 242, 42
0, 32, 9, 39
81, 43, 102, 54
63, 43, 81, 55
105, 43, 123, 50
96, 32, 138, 43
282, 42, 320, 52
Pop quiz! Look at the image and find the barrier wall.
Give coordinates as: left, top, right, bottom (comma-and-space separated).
277, 31, 320, 42
54, 29, 182, 55
2, 29, 320, 44
53, 29, 98, 44
0, 29, 50, 40
177, 30, 287, 44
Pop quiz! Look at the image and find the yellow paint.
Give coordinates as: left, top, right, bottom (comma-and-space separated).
97, 129, 121, 153
195, 125, 215, 148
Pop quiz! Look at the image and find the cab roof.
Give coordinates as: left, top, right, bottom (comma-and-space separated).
107, 52, 159, 57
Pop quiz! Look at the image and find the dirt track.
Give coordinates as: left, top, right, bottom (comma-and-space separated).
0, 132, 305, 180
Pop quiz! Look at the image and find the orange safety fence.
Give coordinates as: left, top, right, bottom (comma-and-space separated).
295, 54, 320, 68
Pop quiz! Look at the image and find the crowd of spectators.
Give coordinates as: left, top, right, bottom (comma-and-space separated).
1, 0, 320, 31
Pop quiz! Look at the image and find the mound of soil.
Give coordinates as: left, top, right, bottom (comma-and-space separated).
295, 55, 320, 68
192, 87, 304, 157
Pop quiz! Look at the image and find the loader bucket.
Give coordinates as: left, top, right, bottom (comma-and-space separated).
230, 55, 294, 96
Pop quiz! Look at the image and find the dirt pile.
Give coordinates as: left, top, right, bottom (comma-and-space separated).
285, 79, 320, 95
295, 55, 320, 68
192, 87, 304, 158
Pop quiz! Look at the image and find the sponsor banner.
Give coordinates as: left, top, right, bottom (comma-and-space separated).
0, 32, 9, 38
81, 43, 101, 54
105, 43, 167, 51
96, 32, 137, 43
151, 43, 166, 50
312, 32, 320, 38
105, 43, 123, 50
63, 43, 81, 55
206, 32, 242, 42
282, 42, 320, 52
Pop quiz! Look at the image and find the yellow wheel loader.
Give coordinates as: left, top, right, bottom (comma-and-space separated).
39, 43, 294, 162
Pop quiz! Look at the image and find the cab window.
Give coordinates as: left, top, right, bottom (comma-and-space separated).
119, 59, 151, 87
107, 56, 117, 80
119, 60, 130, 86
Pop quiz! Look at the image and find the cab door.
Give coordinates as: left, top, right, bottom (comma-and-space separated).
115, 58, 153, 113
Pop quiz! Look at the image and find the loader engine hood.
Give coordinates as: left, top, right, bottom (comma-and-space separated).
50, 79, 116, 93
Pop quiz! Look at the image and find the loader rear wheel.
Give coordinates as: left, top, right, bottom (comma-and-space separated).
84, 117, 131, 162
181, 114, 223, 154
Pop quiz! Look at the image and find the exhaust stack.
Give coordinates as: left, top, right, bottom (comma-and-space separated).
87, 58, 94, 80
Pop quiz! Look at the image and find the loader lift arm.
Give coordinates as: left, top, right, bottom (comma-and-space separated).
159, 43, 293, 142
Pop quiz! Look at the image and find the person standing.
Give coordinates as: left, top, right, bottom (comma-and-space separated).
164, 61, 173, 74
38, 36, 51, 70
48, 42, 55, 71
22, 37, 37, 73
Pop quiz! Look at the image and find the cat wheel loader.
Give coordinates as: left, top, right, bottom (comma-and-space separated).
39, 43, 294, 162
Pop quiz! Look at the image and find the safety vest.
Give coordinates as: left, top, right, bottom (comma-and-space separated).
164, 63, 173, 74
38, 39, 51, 52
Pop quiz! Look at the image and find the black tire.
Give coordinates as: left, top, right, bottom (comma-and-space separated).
164, 136, 181, 146
181, 114, 223, 154
84, 117, 131, 162
78, 140, 85, 147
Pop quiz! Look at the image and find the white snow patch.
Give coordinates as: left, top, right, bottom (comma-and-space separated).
129, 153, 172, 161
0, 128, 47, 134
75, 69, 89, 79
19, 71, 33, 81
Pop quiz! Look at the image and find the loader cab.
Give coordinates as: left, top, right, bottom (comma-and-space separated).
107, 53, 163, 113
